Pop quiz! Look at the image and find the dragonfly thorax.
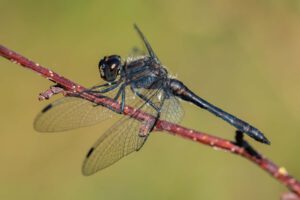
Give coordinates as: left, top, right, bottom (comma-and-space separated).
98, 55, 122, 82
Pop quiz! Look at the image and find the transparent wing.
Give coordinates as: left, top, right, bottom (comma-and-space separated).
82, 115, 148, 175
134, 24, 160, 64
134, 83, 184, 124
82, 87, 164, 175
34, 96, 114, 132
128, 46, 146, 58
160, 95, 184, 124
34, 83, 123, 132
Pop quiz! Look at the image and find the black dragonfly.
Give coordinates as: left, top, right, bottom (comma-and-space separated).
34, 25, 270, 175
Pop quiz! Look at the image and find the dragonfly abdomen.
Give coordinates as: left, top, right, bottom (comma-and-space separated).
169, 79, 270, 144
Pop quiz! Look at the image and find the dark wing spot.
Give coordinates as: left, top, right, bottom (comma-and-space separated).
86, 148, 94, 158
42, 104, 53, 113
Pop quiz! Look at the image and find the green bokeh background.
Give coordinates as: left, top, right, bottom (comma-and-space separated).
1, 1, 300, 199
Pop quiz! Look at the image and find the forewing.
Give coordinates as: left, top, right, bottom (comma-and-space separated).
134, 24, 160, 64
34, 82, 130, 132
128, 46, 145, 58
34, 96, 114, 132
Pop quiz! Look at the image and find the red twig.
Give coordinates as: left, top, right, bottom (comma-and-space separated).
1, 44, 300, 197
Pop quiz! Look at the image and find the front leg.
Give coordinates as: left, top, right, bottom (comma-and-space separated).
91, 83, 120, 95
90, 81, 118, 90
89, 81, 120, 94
95, 83, 127, 114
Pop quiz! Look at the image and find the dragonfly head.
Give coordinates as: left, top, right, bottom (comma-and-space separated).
98, 55, 122, 82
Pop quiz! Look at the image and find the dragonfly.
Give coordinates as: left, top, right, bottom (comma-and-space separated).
34, 24, 270, 176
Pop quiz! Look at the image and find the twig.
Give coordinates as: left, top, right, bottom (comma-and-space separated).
1, 44, 300, 197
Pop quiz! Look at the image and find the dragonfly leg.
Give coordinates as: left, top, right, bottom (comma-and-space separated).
89, 83, 126, 114
138, 100, 164, 137
90, 81, 118, 90
91, 83, 121, 94
89, 81, 121, 94
132, 89, 166, 137
120, 85, 126, 112
139, 118, 156, 137
131, 89, 160, 111
99, 83, 126, 114
113, 84, 124, 101
234, 130, 261, 159
93, 84, 126, 114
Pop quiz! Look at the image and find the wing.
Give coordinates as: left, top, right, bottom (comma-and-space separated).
134, 84, 184, 124
129, 46, 145, 57
82, 114, 148, 175
82, 86, 164, 175
134, 24, 160, 64
160, 96, 184, 124
34, 83, 124, 132
34, 96, 114, 132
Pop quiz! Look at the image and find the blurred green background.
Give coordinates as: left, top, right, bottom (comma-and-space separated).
1, 0, 300, 199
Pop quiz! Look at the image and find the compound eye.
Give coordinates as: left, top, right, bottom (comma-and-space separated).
107, 56, 121, 70
98, 59, 106, 76
99, 67, 105, 77
98, 55, 121, 82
